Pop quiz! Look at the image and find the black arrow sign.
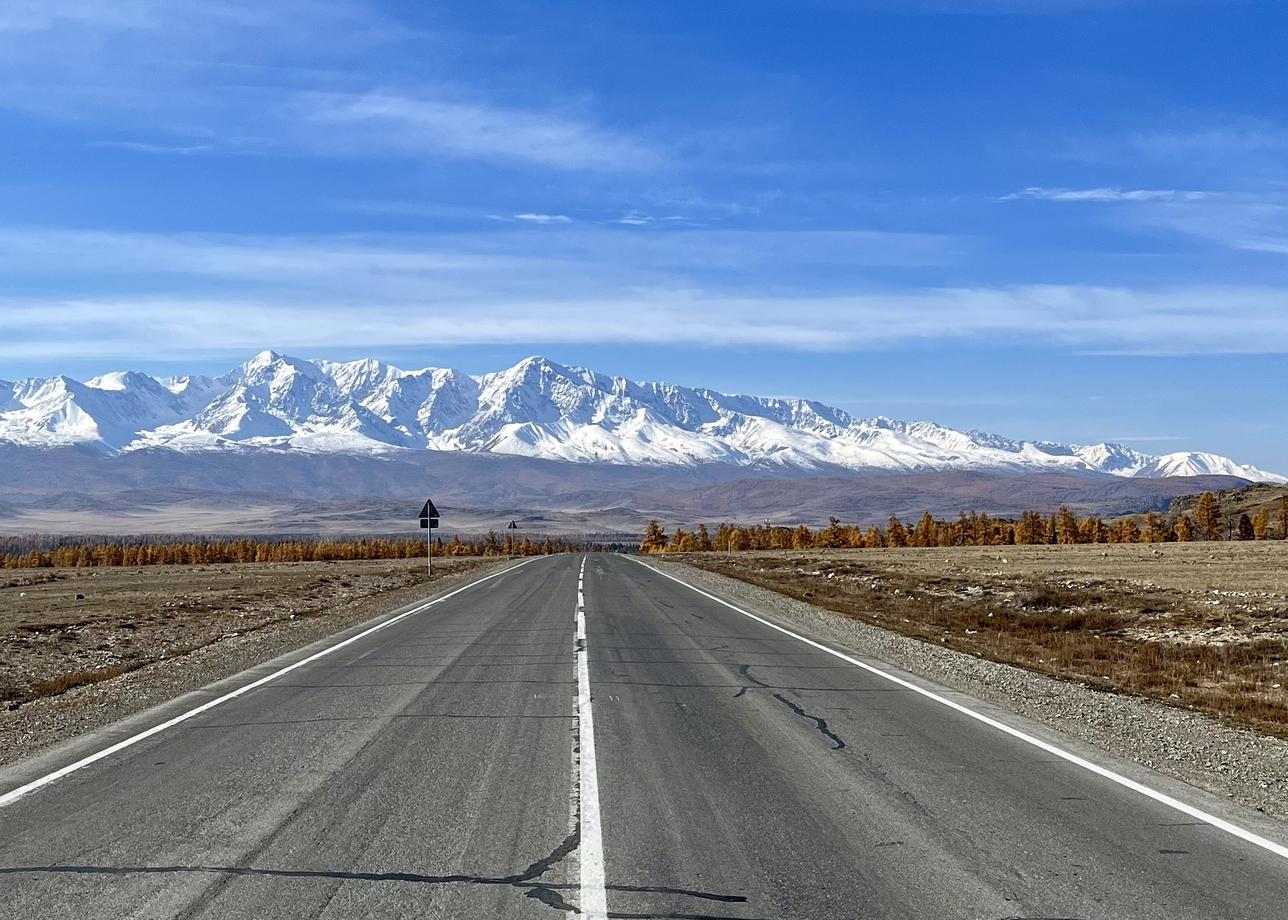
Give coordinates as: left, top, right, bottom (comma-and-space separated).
418, 499, 440, 520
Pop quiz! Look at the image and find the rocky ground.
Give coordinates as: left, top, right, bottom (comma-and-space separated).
661, 543, 1288, 820
0, 557, 502, 765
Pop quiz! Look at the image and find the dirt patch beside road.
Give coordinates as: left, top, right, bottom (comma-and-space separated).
0, 557, 499, 765
678, 543, 1288, 737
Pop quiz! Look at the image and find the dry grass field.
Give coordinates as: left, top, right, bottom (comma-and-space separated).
0, 557, 491, 707
681, 542, 1288, 737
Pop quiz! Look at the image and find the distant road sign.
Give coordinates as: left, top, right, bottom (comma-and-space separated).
418, 499, 441, 576
507, 520, 518, 530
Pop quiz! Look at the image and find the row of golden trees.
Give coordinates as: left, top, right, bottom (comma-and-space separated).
1, 532, 584, 569
641, 493, 1288, 553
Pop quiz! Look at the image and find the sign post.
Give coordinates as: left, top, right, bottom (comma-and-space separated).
418, 499, 440, 577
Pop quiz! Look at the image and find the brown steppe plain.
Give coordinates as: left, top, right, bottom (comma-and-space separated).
0, 557, 496, 763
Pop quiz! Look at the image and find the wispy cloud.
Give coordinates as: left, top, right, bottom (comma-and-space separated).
5, 285, 1287, 360
293, 92, 666, 171
0, 1, 173, 32
0, 1, 663, 174
1003, 187, 1207, 202
0, 225, 960, 301
1062, 117, 1288, 171
612, 212, 691, 226
0, 226, 1285, 360
510, 213, 573, 224
1004, 184, 1288, 256
1130, 121, 1288, 160
1129, 194, 1288, 256
89, 140, 215, 155
818, 0, 1125, 13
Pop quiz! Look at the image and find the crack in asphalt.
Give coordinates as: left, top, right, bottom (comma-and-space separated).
736, 664, 847, 751
513, 828, 581, 885
771, 693, 847, 750
733, 663, 766, 699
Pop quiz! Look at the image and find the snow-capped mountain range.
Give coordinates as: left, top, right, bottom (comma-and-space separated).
1, 351, 1282, 483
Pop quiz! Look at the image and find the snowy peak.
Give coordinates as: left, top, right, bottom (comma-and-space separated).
0, 353, 1281, 483
0, 372, 200, 451
1141, 451, 1280, 481
1074, 442, 1154, 475
223, 350, 328, 389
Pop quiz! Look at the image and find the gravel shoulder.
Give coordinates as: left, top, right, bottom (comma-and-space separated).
0, 557, 509, 766
656, 555, 1288, 822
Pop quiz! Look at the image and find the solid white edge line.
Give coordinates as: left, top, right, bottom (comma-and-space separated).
630, 555, 1288, 863
575, 556, 609, 919
0, 558, 534, 809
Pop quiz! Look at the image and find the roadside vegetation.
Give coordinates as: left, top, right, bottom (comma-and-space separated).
638, 491, 1288, 555
2, 533, 589, 569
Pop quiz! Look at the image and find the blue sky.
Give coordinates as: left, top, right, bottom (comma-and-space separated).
1, 0, 1286, 467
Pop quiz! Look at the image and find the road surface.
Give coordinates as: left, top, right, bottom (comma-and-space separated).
2, 553, 1286, 918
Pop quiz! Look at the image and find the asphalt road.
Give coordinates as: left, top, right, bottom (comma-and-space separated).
2, 553, 1286, 919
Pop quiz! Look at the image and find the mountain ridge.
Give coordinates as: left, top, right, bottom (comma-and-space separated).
1, 351, 1282, 483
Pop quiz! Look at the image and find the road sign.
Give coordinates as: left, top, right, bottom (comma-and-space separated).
418, 498, 441, 576
506, 520, 518, 530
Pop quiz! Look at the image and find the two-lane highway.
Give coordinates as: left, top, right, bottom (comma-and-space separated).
2, 554, 1286, 918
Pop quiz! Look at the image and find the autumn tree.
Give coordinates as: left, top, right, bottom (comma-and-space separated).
913, 512, 937, 548
1252, 509, 1270, 541
1079, 516, 1107, 544
1236, 513, 1255, 541
817, 516, 847, 549
1194, 491, 1223, 541
640, 520, 668, 554
1113, 517, 1141, 544
1143, 512, 1170, 544
1055, 506, 1080, 544
1015, 511, 1044, 545
1174, 515, 1196, 542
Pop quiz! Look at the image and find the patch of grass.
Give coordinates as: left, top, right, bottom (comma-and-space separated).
28, 663, 136, 698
